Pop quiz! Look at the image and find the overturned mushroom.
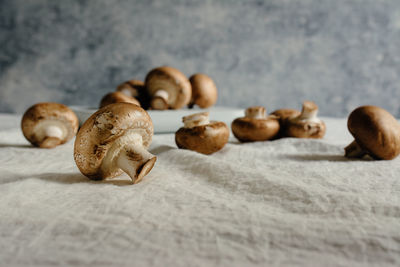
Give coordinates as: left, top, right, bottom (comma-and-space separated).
188, 73, 218, 109
231, 106, 280, 142
344, 105, 400, 160
74, 103, 156, 184
175, 112, 229, 154
21, 102, 79, 148
99, 91, 140, 108
116, 79, 145, 98
145, 66, 191, 110
116, 79, 150, 109
285, 101, 326, 139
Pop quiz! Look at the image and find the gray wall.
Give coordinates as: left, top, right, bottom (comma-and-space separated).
1, 0, 400, 117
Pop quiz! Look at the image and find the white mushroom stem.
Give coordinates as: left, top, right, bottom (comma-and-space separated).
345, 140, 367, 158
245, 107, 266, 119
151, 90, 169, 109
298, 101, 318, 120
116, 134, 156, 183
37, 122, 65, 148
183, 112, 210, 128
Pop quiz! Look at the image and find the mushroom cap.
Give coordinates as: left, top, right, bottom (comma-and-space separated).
347, 105, 400, 160
270, 109, 301, 122
99, 91, 140, 108
175, 121, 229, 154
21, 102, 79, 147
74, 103, 154, 180
116, 79, 145, 98
189, 73, 218, 108
145, 66, 191, 109
231, 117, 280, 142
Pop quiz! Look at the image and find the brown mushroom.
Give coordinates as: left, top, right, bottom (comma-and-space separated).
188, 73, 218, 109
231, 106, 280, 142
116, 79, 150, 109
285, 101, 326, 138
116, 79, 145, 98
145, 66, 191, 110
344, 105, 400, 160
21, 102, 79, 148
99, 91, 140, 108
74, 103, 156, 183
270, 108, 301, 139
175, 112, 229, 154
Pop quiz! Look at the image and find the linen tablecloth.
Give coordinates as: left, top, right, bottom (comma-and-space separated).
0, 113, 399, 266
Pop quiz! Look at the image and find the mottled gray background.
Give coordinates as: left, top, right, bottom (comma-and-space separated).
1, 0, 400, 117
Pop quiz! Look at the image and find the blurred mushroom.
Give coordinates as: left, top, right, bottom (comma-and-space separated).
21, 102, 79, 148
345, 105, 400, 160
116, 80, 150, 109
285, 101, 326, 139
270, 108, 301, 139
231, 106, 280, 142
99, 91, 140, 108
175, 112, 229, 154
145, 66, 191, 110
188, 73, 217, 109
74, 103, 156, 183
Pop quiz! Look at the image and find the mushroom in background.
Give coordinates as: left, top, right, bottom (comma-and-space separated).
74, 103, 156, 184
285, 101, 326, 139
175, 112, 229, 154
99, 91, 140, 108
145, 66, 191, 110
116, 79, 150, 109
270, 108, 301, 139
188, 73, 218, 109
21, 102, 79, 148
231, 106, 280, 142
345, 105, 400, 160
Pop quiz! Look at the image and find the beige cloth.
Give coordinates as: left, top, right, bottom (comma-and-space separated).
0, 114, 399, 266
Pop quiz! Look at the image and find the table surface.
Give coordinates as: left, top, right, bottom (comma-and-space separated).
1, 113, 399, 267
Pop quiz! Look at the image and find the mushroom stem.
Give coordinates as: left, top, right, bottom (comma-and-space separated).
298, 101, 318, 120
245, 106, 266, 119
344, 140, 366, 158
40, 125, 63, 148
183, 112, 210, 128
116, 140, 156, 183
151, 90, 169, 110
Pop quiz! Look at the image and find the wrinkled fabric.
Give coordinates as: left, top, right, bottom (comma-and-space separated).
0, 114, 399, 267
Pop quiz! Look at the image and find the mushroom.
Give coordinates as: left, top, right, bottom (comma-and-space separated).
188, 73, 218, 109
116, 79, 150, 109
99, 91, 140, 108
116, 79, 145, 98
145, 66, 191, 110
21, 102, 79, 148
175, 112, 229, 154
344, 105, 400, 160
231, 106, 280, 142
74, 103, 156, 183
270, 108, 301, 139
285, 101, 326, 138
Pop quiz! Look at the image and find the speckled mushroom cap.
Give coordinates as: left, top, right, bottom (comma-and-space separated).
175, 112, 229, 155
145, 66, 191, 110
21, 102, 79, 148
346, 105, 400, 160
285, 101, 326, 139
189, 73, 218, 108
116, 79, 145, 98
99, 91, 140, 108
74, 103, 154, 180
232, 106, 280, 142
